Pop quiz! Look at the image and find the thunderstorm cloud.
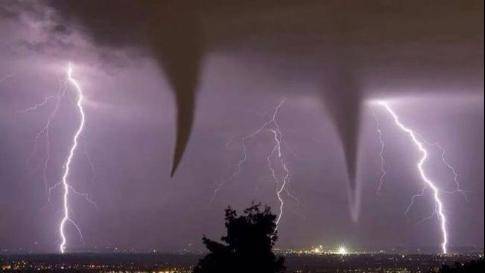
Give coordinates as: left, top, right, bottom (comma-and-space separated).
0, 0, 482, 252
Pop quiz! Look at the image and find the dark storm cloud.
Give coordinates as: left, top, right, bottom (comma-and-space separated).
44, 0, 483, 190
42, 0, 360, 184
0, 0, 483, 251
46, 0, 204, 176
0, 1, 76, 57
0, 0, 29, 19
0, 4, 16, 19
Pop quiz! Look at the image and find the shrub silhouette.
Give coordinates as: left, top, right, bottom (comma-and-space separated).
193, 204, 285, 273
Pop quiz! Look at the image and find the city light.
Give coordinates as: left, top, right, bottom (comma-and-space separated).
337, 246, 349, 255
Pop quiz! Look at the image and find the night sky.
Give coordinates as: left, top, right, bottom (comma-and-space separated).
0, 0, 483, 253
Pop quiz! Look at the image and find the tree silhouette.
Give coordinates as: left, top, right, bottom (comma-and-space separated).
193, 204, 285, 273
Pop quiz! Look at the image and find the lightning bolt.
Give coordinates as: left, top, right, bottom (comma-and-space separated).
267, 114, 290, 225
377, 101, 449, 254
20, 82, 66, 195
373, 114, 467, 202
427, 142, 468, 200
372, 110, 387, 195
212, 99, 295, 225
58, 62, 87, 253
18, 63, 93, 253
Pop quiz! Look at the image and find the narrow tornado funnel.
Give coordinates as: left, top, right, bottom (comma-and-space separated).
150, 8, 203, 177
321, 69, 362, 191
46, 0, 204, 177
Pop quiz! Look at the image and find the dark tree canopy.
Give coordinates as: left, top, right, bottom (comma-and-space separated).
193, 204, 285, 273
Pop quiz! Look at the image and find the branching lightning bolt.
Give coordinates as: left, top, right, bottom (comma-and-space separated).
18, 63, 94, 253
372, 110, 387, 195
377, 101, 449, 254
373, 118, 467, 202
58, 62, 86, 253
405, 186, 427, 216
21, 83, 66, 195
267, 115, 290, 225
427, 142, 468, 200
212, 99, 295, 225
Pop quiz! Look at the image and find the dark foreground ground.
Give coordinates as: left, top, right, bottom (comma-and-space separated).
0, 253, 482, 273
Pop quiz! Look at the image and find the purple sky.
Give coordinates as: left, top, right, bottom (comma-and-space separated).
0, 1, 483, 253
